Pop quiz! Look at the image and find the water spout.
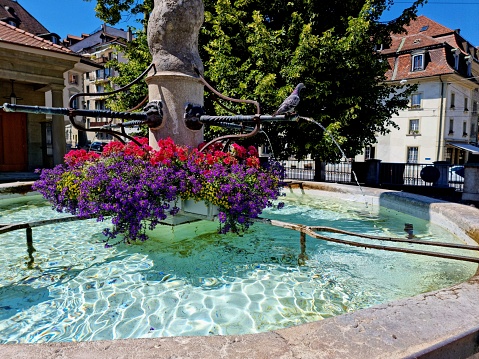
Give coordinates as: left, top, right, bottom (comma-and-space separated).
300, 116, 368, 207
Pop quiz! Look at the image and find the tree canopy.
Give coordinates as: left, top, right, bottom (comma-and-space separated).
88, 0, 424, 161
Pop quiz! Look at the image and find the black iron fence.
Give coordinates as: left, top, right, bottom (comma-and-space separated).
281, 160, 316, 181
281, 160, 465, 192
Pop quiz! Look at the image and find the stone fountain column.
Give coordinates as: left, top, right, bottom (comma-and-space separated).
146, 0, 205, 149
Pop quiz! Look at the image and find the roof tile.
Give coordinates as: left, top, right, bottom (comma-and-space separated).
0, 20, 72, 54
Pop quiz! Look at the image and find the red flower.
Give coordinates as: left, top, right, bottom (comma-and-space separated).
246, 156, 260, 168
64, 149, 100, 166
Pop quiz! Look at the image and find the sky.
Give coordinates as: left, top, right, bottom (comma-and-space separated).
17, 0, 142, 39
16, 0, 479, 44
381, 0, 479, 43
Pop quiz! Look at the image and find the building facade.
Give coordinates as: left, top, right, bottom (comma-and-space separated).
66, 25, 133, 146
0, 0, 98, 171
356, 16, 479, 165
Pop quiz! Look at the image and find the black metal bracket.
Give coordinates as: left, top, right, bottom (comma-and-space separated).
2, 63, 159, 147
184, 104, 206, 130
67, 63, 158, 145
190, 66, 302, 152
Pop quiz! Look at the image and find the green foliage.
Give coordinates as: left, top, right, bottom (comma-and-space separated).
89, 0, 423, 161
201, 0, 423, 161
85, 0, 153, 29
105, 30, 151, 112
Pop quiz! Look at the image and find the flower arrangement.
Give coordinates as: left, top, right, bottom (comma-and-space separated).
33, 137, 285, 245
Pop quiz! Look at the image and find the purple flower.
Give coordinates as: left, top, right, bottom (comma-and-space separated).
33, 140, 285, 244
218, 211, 227, 223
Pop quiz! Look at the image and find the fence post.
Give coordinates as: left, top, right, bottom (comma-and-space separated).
365, 159, 381, 186
433, 161, 449, 188
462, 164, 479, 202
314, 160, 325, 182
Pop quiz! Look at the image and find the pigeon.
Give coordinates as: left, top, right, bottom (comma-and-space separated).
272, 83, 305, 116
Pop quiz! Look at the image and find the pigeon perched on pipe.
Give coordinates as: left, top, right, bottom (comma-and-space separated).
272, 83, 305, 116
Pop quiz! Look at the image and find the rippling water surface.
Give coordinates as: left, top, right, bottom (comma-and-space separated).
0, 192, 476, 343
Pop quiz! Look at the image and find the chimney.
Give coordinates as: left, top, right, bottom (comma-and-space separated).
127, 28, 133, 42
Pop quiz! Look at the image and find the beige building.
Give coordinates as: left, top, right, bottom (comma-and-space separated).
0, 0, 99, 172
65, 24, 132, 146
356, 16, 479, 165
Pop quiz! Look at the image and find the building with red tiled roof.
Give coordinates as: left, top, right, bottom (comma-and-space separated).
0, 20, 72, 54
356, 15, 479, 165
0, 1, 100, 172
0, 0, 61, 43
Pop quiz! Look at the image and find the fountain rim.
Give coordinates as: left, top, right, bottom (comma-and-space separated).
1, 180, 479, 358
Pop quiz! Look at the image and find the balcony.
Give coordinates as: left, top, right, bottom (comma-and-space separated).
92, 56, 109, 64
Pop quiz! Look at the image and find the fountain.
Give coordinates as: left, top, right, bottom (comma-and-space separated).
2, 0, 479, 357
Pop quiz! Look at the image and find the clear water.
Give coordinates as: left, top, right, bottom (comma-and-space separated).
0, 192, 476, 344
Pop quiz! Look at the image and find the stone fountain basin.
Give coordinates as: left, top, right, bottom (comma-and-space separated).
1, 181, 479, 358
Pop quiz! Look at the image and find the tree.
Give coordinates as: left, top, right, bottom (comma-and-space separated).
87, 0, 424, 161
85, 0, 152, 30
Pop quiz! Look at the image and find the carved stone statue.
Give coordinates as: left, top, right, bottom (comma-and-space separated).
147, 0, 204, 75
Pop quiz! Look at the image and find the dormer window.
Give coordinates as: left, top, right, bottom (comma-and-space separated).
452, 48, 460, 70
411, 52, 425, 71
465, 55, 472, 77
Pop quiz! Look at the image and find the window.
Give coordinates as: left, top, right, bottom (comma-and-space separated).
464, 97, 469, 112
412, 53, 424, 71
463, 121, 468, 136
410, 93, 422, 109
407, 147, 419, 163
449, 118, 454, 134
452, 48, 460, 70
70, 96, 78, 109
450, 92, 455, 109
95, 100, 106, 110
473, 101, 478, 115
466, 56, 473, 76
68, 72, 78, 85
96, 84, 104, 93
445, 147, 452, 162
364, 146, 375, 160
409, 119, 419, 134
95, 69, 104, 79
45, 122, 53, 156
104, 67, 112, 78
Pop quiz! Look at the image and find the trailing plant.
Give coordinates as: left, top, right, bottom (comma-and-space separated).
33, 138, 285, 245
